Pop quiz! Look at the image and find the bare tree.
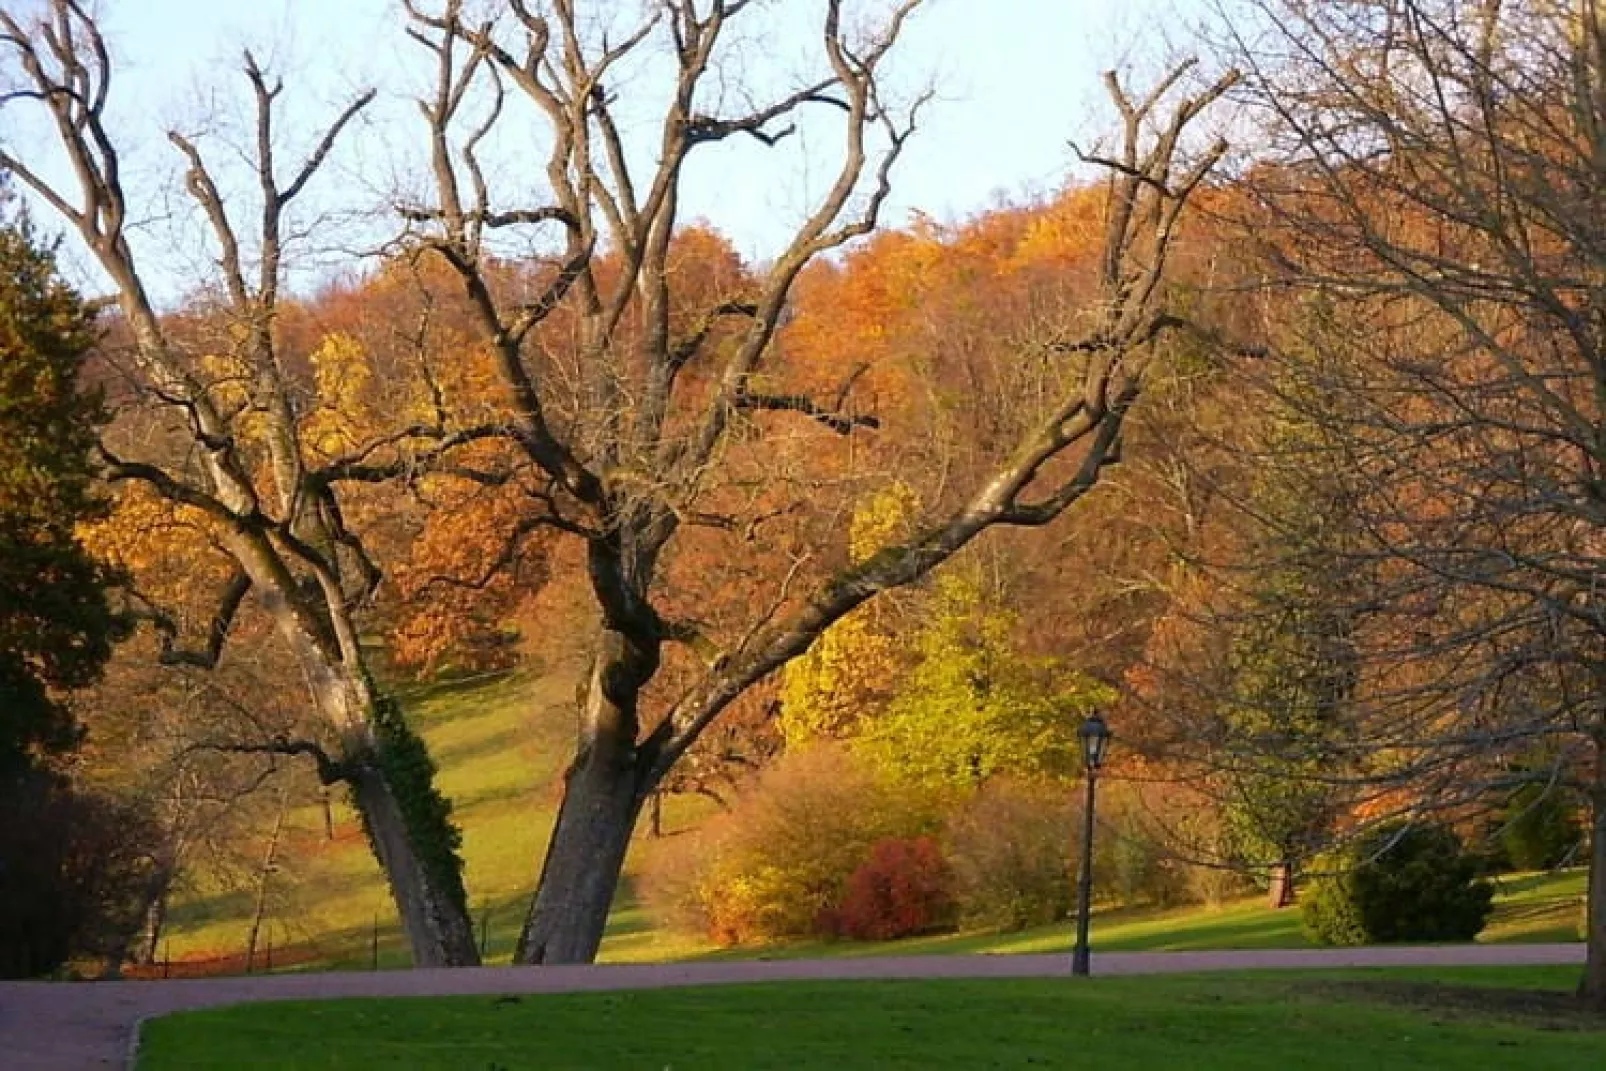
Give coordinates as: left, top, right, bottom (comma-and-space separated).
403, 0, 1236, 964
1221, 0, 1606, 1006
0, 0, 486, 966
73, 640, 309, 967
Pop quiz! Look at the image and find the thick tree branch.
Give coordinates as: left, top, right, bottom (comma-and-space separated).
732, 384, 880, 435
186, 736, 357, 786
129, 571, 253, 670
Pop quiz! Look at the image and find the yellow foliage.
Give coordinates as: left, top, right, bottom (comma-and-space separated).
853, 566, 1115, 790
304, 332, 378, 459
779, 484, 921, 745
777, 610, 900, 747
848, 481, 920, 564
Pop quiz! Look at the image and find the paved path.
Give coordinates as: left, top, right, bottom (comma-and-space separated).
0, 944, 1584, 1070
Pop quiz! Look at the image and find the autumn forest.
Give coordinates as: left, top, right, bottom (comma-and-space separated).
1, 0, 1603, 1010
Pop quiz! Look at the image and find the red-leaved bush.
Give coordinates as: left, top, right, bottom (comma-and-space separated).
828, 836, 956, 940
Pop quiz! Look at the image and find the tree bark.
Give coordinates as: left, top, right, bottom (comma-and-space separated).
1581, 732, 1606, 1011
296, 651, 478, 967
350, 765, 479, 967
1268, 861, 1295, 909
514, 748, 645, 964
256, 571, 479, 969
138, 892, 167, 966
515, 629, 654, 965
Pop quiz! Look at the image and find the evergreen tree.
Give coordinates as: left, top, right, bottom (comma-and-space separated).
0, 191, 144, 977
0, 198, 124, 776
1217, 573, 1355, 904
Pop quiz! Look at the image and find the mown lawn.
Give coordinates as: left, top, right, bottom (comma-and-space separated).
136, 968, 1603, 1070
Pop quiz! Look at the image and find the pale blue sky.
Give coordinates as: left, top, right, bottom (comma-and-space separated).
6, 0, 1218, 300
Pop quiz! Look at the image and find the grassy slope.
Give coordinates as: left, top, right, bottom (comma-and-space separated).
137, 968, 1602, 1070
159, 672, 1587, 970
687, 868, 1588, 962
164, 670, 711, 968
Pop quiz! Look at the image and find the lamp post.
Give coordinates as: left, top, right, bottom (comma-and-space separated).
1072, 711, 1111, 977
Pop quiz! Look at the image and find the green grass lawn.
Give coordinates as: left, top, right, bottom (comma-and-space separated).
156, 669, 1589, 971
136, 968, 1603, 1070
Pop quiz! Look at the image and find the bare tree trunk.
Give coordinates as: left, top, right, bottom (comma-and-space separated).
0, 0, 492, 972
138, 892, 167, 966
136, 849, 179, 966
1268, 861, 1295, 909
1581, 732, 1606, 1011
406, 2, 1230, 965
515, 751, 645, 964
516, 630, 653, 965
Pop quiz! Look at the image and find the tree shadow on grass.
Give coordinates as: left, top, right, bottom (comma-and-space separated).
1299, 981, 1606, 1031
428, 724, 527, 775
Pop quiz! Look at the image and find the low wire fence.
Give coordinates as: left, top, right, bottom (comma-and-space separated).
122, 901, 504, 980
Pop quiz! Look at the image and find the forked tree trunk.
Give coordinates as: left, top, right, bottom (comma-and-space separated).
1581, 732, 1605, 1012
516, 629, 654, 965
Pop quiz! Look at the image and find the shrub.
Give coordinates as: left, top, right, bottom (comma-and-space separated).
1300, 867, 1370, 946
638, 744, 935, 945
1098, 818, 1186, 908
1154, 789, 1255, 907
635, 826, 719, 939
1301, 822, 1494, 946
830, 836, 956, 940
945, 779, 1075, 931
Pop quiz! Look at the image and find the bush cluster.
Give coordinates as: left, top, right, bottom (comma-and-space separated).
644, 754, 1089, 944
638, 745, 936, 945
1088, 781, 1235, 910
1301, 822, 1494, 946
642, 749, 1253, 948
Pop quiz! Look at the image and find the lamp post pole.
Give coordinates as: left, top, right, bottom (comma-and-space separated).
1072, 712, 1110, 978
1071, 761, 1098, 976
